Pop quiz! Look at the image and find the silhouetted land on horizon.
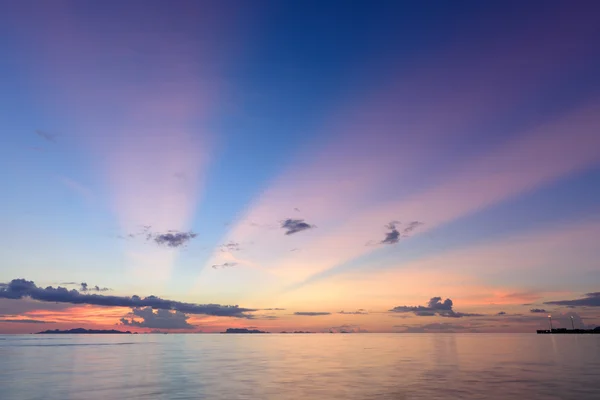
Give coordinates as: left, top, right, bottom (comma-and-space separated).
537, 327, 600, 334
37, 328, 132, 334
222, 328, 269, 334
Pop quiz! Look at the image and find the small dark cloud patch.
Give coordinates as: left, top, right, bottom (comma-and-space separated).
220, 242, 241, 252
0, 318, 52, 324
326, 324, 367, 333
0, 279, 256, 318
338, 310, 368, 315
212, 262, 237, 270
59, 282, 78, 285
381, 221, 401, 244
545, 292, 600, 307
497, 311, 507, 315
80, 283, 110, 292
530, 308, 548, 313
120, 307, 194, 330
390, 297, 482, 318
153, 231, 197, 248
34, 129, 57, 143
281, 219, 315, 235
263, 308, 286, 311
379, 220, 424, 245
294, 311, 331, 316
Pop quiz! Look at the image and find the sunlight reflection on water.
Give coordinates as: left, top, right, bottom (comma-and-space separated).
1, 333, 599, 399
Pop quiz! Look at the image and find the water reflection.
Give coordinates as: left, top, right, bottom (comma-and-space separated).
1, 334, 599, 400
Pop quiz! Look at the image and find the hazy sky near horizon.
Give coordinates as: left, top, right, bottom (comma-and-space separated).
1, 0, 600, 334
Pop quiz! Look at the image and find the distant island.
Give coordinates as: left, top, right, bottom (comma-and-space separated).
37, 328, 132, 334
222, 328, 269, 334
537, 327, 600, 334
280, 331, 314, 334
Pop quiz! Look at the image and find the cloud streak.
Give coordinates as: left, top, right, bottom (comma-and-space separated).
545, 292, 600, 307
0, 279, 256, 318
294, 311, 331, 316
120, 307, 194, 330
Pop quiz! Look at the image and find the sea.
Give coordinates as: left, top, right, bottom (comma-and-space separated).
1, 333, 599, 400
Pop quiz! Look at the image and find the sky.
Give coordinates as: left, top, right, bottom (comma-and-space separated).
1, 0, 599, 334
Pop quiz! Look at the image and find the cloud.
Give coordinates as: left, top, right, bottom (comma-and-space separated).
152, 231, 198, 248
389, 297, 483, 318
281, 219, 315, 235
326, 324, 367, 333
497, 311, 507, 315
338, 310, 368, 315
220, 242, 241, 252
402, 221, 424, 235
0, 279, 256, 318
120, 307, 194, 330
530, 308, 548, 313
80, 283, 111, 292
0, 318, 52, 324
545, 292, 600, 307
381, 221, 400, 244
212, 262, 237, 269
294, 311, 331, 316
262, 308, 286, 311
34, 129, 57, 143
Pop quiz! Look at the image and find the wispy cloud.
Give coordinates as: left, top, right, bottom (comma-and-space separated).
212, 262, 237, 269
34, 129, 57, 143
390, 297, 482, 318
281, 219, 315, 235
152, 231, 198, 248
381, 221, 400, 245
545, 292, 600, 307
80, 283, 111, 292
294, 311, 331, 316
338, 310, 368, 315
0, 318, 52, 324
0, 279, 256, 318
220, 242, 241, 252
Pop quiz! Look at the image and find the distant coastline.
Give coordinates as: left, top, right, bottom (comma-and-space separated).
37, 328, 132, 334
222, 328, 269, 334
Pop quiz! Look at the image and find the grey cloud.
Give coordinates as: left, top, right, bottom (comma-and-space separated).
80, 283, 111, 292
381, 221, 400, 244
403, 221, 424, 235
120, 307, 194, 330
338, 310, 368, 315
326, 324, 367, 333
34, 129, 57, 143
262, 308, 286, 311
281, 219, 315, 235
390, 297, 482, 318
545, 292, 600, 307
212, 262, 237, 269
153, 231, 197, 248
220, 241, 241, 252
530, 308, 548, 313
497, 311, 507, 315
294, 311, 331, 316
0, 279, 256, 318
0, 318, 52, 324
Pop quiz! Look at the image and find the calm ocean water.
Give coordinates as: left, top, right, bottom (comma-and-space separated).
1, 333, 599, 400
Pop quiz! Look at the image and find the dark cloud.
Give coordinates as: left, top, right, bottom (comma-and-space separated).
0, 318, 52, 324
80, 283, 110, 292
120, 307, 194, 330
380, 221, 424, 245
545, 292, 600, 307
262, 308, 286, 311
212, 262, 237, 269
220, 242, 241, 252
59, 282, 78, 285
381, 221, 401, 244
338, 310, 368, 315
530, 308, 548, 313
153, 231, 197, 248
390, 297, 482, 318
34, 129, 57, 143
294, 311, 331, 316
0, 298, 72, 315
497, 311, 507, 315
0, 279, 256, 318
281, 219, 315, 235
